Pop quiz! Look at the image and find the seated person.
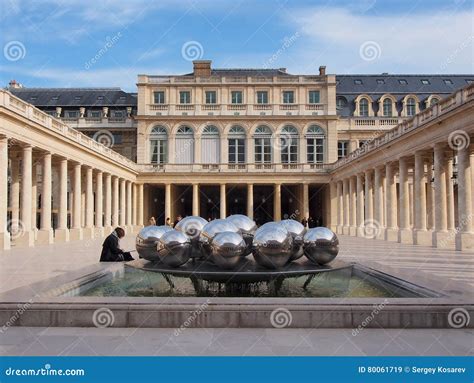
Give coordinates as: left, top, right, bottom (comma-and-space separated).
100, 227, 134, 262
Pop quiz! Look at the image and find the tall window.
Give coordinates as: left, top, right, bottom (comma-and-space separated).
282, 91, 295, 104
280, 125, 298, 164
256, 91, 268, 104
205, 91, 217, 104
201, 125, 220, 164
228, 126, 246, 164
308, 90, 320, 104
406, 97, 416, 116
306, 125, 325, 164
175, 126, 194, 163
383, 98, 392, 117
153, 91, 165, 104
179, 91, 191, 104
254, 125, 272, 163
359, 98, 369, 117
231, 91, 243, 104
150, 126, 168, 164
337, 141, 349, 159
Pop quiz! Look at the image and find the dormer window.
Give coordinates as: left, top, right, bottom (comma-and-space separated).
421, 79, 430, 85
51, 96, 59, 101
354, 79, 363, 85
359, 98, 369, 117
376, 79, 385, 84
398, 79, 407, 85
74, 96, 82, 101
444, 79, 453, 85
97, 96, 104, 100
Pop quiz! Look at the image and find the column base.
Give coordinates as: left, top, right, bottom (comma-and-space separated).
0, 232, 10, 250
37, 229, 54, 245
433, 231, 455, 249
54, 228, 70, 243
349, 226, 357, 236
414, 229, 433, 246
342, 226, 350, 235
455, 232, 474, 251
385, 228, 399, 242
82, 227, 94, 239
356, 226, 366, 237
95, 227, 105, 238
336, 226, 343, 235
69, 228, 83, 241
14, 231, 35, 247
399, 228, 414, 244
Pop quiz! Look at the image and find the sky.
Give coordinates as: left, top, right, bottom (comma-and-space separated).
0, 0, 473, 91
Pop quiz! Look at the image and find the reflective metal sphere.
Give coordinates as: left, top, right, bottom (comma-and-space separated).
253, 225, 293, 269
200, 219, 241, 258
226, 215, 257, 256
136, 225, 173, 261
175, 216, 208, 258
209, 231, 247, 269
156, 229, 191, 267
259, 222, 283, 231
303, 227, 339, 265
279, 219, 306, 261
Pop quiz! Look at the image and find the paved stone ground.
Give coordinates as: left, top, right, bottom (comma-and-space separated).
0, 234, 473, 356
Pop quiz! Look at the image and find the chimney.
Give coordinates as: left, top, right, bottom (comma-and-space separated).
319, 66, 326, 76
8, 79, 23, 89
193, 60, 212, 77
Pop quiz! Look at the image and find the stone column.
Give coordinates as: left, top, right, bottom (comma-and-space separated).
433, 144, 451, 248
70, 163, 83, 240
220, 184, 227, 219
192, 183, 199, 216
247, 184, 254, 219
31, 163, 37, 237
385, 162, 398, 241
17, 145, 34, 247
336, 181, 343, 234
364, 170, 373, 233
349, 176, 357, 236
398, 157, 412, 243
38, 152, 53, 244
126, 181, 132, 230
0, 136, 10, 250
83, 166, 94, 239
112, 176, 119, 227
426, 158, 434, 230
342, 178, 349, 234
273, 183, 281, 221
456, 144, 474, 250
104, 173, 112, 232
302, 183, 309, 223
95, 171, 104, 237
446, 155, 455, 232
132, 183, 138, 227
414, 152, 431, 245
356, 174, 365, 237
374, 166, 384, 239
55, 158, 69, 242
120, 179, 126, 228
165, 183, 171, 222
10, 157, 20, 238
137, 183, 144, 226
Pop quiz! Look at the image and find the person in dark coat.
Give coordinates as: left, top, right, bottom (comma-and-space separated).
308, 216, 315, 228
100, 227, 134, 262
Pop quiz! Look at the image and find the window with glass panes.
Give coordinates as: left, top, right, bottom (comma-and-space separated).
153, 91, 165, 104
254, 126, 272, 163
205, 91, 217, 104
282, 91, 294, 103
231, 91, 243, 104
406, 98, 416, 116
383, 98, 392, 116
280, 126, 298, 163
337, 141, 349, 159
359, 98, 369, 116
149, 126, 168, 164
308, 90, 320, 104
179, 91, 191, 104
256, 91, 268, 104
430, 97, 439, 106
306, 125, 325, 164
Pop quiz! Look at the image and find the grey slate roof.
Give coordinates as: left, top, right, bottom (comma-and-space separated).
9, 88, 137, 107
182, 68, 292, 77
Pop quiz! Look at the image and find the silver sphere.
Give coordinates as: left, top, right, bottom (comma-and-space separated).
136, 225, 173, 261
175, 216, 208, 258
253, 225, 293, 269
200, 219, 241, 258
279, 219, 306, 261
303, 227, 339, 265
156, 229, 191, 267
209, 231, 246, 269
226, 214, 257, 256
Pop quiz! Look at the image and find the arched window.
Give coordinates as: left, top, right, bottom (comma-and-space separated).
383, 98, 392, 117
306, 125, 325, 164
430, 97, 439, 107
280, 125, 298, 164
175, 125, 194, 164
201, 125, 220, 164
228, 125, 246, 164
254, 125, 272, 164
150, 126, 168, 164
406, 97, 417, 116
359, 98, 369, 117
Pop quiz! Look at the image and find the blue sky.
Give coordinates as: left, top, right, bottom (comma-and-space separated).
1, 0, 472, 91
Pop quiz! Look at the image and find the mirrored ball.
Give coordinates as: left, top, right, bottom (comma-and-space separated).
156, 229, 191, 267
209, 231, 247, 269
136, 225, 174, 261
303, 227, 339, 265
279, 219, 306, 261
253, 225, 293, 269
